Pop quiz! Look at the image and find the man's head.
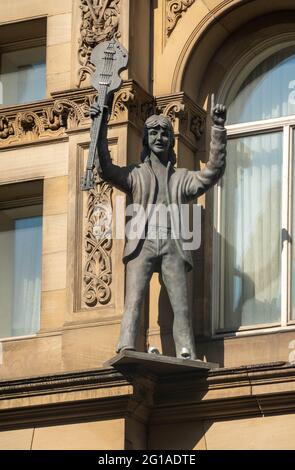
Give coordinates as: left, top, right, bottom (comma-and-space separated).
141, 115, 176, 165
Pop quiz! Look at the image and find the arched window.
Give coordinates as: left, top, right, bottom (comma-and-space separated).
216, 43, 295, 332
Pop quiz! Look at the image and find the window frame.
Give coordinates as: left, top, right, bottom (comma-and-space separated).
0, 18, 46, 107
0, 180, 43, 341
212, 37, 295, 337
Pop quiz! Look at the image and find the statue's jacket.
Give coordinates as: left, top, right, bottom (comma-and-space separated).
98, 125, 226, 271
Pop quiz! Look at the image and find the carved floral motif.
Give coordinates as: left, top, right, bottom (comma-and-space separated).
190, 114, 205, 140
78, 0, 121, 87
110, 80, 154, 125
166, 0, 195, 37
0, 90, 96, 148
156, 92, 206, 146
83, 171, 113, 307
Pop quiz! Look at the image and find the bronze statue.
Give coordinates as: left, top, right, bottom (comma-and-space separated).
91, 101, 226, 360
85, 40, 226, 360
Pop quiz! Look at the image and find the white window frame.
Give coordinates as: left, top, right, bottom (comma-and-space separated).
212, 34, 295, 337
212, 115, 295, 336
0, 182, 43, 341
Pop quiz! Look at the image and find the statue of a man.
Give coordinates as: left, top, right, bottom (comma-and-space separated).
91, 100, 226, 360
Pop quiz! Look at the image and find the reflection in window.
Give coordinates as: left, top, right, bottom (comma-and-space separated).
0, 46, 46, 105
228, 46, 295, 124
292, 130, 295, 321
220, 133, 282, 330
0, 205, 42, 338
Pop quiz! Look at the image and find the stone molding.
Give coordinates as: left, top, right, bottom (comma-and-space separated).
110, 79, 154, 128
156, 92, 206, 149
0, 368, 131, 431
0, 81, 155, 150
0, 368, 126, 399
166, 0, 195, 37
0, 87, 204, 150
0, 361, 295, 430
78, 0, 121, 87
0, 88, 97, 149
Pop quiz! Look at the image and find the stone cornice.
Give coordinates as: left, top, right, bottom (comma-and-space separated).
0, 88, 96, 149
0, 367, 127, 400
0, 81, 154, 149
0, 361, 295, 429
0, 88, 203, 151
0, 367, 132, 430
152, 361, 295, 423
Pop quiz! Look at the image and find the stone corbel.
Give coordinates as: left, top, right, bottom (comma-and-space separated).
155, 92, 206, 150
110, 80, 154, 130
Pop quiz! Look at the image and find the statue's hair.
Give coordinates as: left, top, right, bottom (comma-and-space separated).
140, 114, 176, 165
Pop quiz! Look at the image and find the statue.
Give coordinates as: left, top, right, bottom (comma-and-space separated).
91, 100, 227, 360
83, 39, 227, 361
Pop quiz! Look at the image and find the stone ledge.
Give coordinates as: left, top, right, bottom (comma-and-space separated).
0, 361, 294, 428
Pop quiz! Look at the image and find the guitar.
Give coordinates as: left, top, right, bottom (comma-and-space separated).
81, 39, 128, 191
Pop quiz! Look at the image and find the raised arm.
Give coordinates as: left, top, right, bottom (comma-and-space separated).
184, 101, 227, 200
91, 103, 133, 193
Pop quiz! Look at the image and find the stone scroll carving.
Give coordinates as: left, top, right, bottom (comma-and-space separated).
83, 172, 113, 307
110, 80, 154, 126
0, 81, 153, 150
166, 0, 195, 37
78, 0, 121, 87
156, 92, 206, 148
0, 89, 96, 148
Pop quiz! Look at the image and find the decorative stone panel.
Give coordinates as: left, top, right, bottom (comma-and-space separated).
166, 0, 195, 37
156, 92, 206, 149
0, 88, 96, 149
78, 0, 121, 87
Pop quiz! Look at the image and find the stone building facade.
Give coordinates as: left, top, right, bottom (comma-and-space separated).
1, 0, 295, 450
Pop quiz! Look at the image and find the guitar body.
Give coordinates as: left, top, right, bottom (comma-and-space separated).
91, 40, 128, 100
81, 39, 128, 191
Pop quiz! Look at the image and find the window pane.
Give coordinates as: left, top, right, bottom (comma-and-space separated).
291, 130, 295, 321
0, 205, 42, 338
220, 133, 282, 330
228, 46, 295, 124
0, 46, 46, 105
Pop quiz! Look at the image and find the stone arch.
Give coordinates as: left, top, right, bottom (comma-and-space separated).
172, 0, 295, 107
168, 0, 295, 339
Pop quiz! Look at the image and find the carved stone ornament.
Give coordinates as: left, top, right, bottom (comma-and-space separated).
78, 0, 121, 87
0, 81, 154, 150
83, 170, 113, 307
0, 88, 97, 149
166, 0, 195, 37
110, 80, 154, 126
156, 92, 206, 148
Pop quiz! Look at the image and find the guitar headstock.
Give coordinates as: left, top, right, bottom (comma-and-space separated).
90, 39, 128, 98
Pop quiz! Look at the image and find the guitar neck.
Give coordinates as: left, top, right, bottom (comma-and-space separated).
81, 39, 128, 191
86, 84, 109, 171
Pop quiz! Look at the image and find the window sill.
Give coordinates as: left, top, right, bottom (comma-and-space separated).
212, 324, 295, 340
0, 333, 37, 343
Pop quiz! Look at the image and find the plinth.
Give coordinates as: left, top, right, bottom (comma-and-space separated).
104, 350, 219, 376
